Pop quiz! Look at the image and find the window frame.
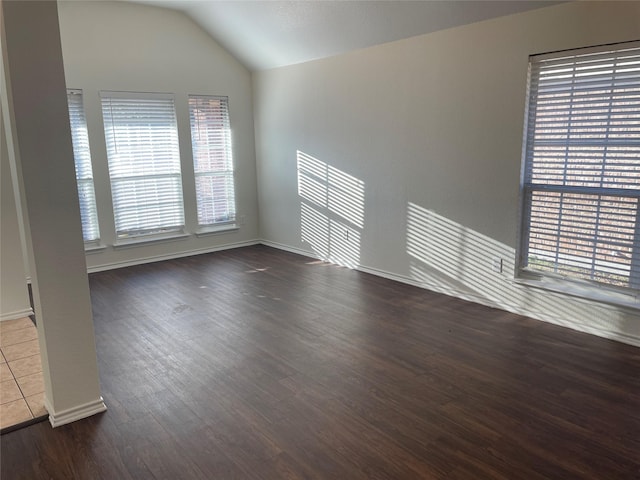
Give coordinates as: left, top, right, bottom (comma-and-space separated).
100, 90, 186, 240
188, 94, 237, 231
67, 88, 101, 245
516, 41, 640, 306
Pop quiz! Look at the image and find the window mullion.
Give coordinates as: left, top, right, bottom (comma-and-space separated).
553, 61, 580, 275
554, 192, 564, 274
590, 54, 618, 281
631, 202, 640, 290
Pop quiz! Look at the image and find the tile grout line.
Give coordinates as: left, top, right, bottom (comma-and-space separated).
0, 321, 43, 425
4, 354, 35, 420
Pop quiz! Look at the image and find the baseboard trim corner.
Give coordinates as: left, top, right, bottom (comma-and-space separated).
46, 397, 107, 428
0, 308, 35, 322
259, 240, 316, 259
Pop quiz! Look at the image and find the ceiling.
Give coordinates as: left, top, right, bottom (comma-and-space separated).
129, 1, 562, 71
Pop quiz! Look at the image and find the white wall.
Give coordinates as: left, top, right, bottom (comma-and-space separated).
0, 104, 31, 321
57, 0, 259, 271
253, 1, 640, 346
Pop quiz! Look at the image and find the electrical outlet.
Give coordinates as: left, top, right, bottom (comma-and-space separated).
492, 257, 503, 273
238, 215, 246, 226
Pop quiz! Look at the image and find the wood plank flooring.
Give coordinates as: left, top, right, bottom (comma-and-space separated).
2, 245, 639, 479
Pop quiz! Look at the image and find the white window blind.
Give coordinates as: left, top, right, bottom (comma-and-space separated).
520, 41, 640, 294
67, 89, 100, 243
101, 92, 185, 238
188, 95, 236, 226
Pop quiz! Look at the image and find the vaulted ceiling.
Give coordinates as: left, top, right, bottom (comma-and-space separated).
129, 1, 562, 71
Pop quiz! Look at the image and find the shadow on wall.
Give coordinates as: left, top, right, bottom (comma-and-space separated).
297, 150, 365, 268
406, 202, 640, 344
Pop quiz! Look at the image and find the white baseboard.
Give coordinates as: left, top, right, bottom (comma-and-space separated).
361, 264, 640, 348
259, 241, 640, 348
357, 263, 496, 307
259, 240, 494, 305
45, 396, 107, 428
87, 239, 260, 273
513, 305, 640, 348
0, 308, 34, 322
258, 240, 315, 259
81, 237, 640, 348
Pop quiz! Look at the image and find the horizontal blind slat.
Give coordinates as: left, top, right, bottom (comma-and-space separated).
189, 95, 236, 226
101, 93, 184, 237
67, 89, 100, 242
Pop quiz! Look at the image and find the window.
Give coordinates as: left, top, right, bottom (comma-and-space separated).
67, 89, 100, 243
101, 92, 184, 238
188, 95, 236, 227
519, 41, 640, 296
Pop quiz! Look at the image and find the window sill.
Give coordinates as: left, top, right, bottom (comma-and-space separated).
113, 232, 189, 249
514, 275, 640, 311
84, 243, 107, 254
195, 224, 238, 237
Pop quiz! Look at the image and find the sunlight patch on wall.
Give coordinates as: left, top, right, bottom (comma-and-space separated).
297, 150, 364, 268
407, 202, 515, 303
405, 202, 636, 338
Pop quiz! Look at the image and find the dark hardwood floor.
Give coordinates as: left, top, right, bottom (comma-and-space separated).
2, 245, 639, 479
